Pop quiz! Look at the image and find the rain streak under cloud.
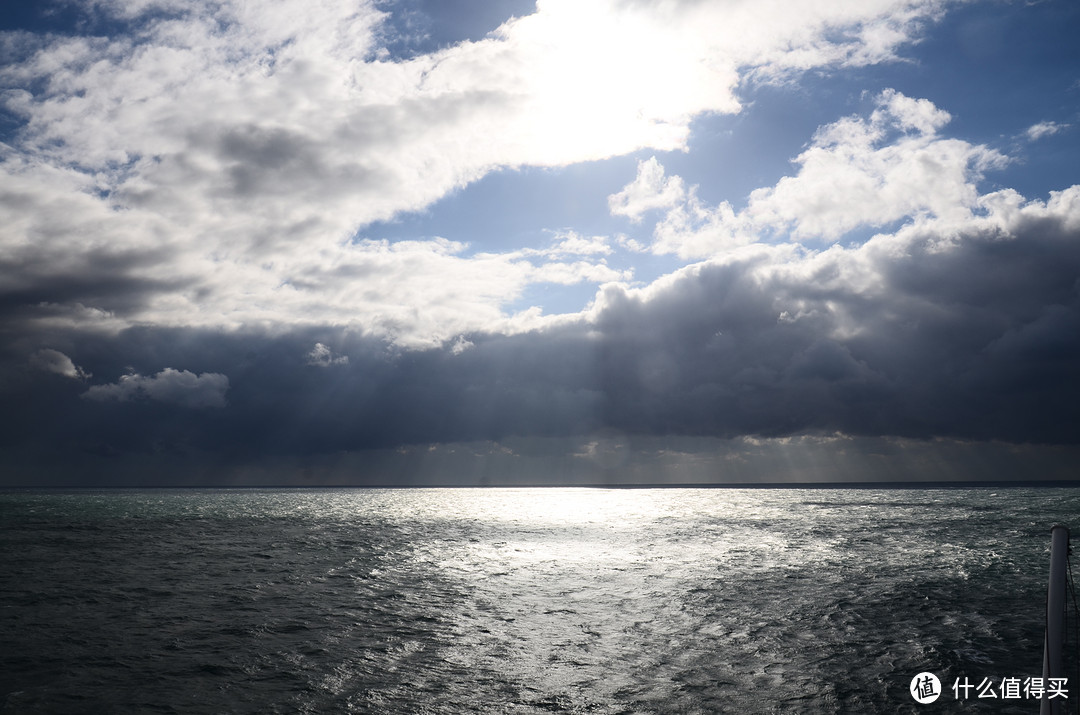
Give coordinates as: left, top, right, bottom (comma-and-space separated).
1, 0, 1079, 485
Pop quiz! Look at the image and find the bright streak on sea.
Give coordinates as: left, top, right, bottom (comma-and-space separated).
1, 487, 1077, 713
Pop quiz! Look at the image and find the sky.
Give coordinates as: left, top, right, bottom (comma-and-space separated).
1, 0, 1079, 486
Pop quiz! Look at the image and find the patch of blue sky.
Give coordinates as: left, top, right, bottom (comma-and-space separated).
505, 281, 602, 317
844, 0, 1080, 199
0, 1, 96, 35
905, 0, 1080, 132
373, 0, 535, 61
359, 155, 643, 254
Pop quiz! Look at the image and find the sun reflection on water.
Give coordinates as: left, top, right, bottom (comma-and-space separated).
482, 487, 667, 525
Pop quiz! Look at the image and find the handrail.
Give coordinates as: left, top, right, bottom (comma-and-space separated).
1041, 525, 1070, 715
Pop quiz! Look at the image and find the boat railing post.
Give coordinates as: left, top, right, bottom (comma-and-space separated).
1041, 525, 1070, 715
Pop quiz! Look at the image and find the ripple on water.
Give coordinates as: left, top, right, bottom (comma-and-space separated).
1, 487, 1075, 714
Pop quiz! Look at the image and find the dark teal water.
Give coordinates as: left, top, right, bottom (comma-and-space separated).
1, 488, 1077, 713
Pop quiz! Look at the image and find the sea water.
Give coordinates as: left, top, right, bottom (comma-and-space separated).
2, 487, 1078, 714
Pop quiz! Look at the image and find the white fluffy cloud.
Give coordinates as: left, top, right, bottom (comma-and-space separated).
0, 0, 957, 347
1026, 121, 1069, 141
82, 368, 229, 408
607, 157, 686, 223
616, 91, 1009, 258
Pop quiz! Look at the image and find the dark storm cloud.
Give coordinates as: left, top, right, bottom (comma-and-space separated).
1, 198, 1078, 485
610, 208, 1079, 444
0, 247, 185, 320
83, 368, 229, 408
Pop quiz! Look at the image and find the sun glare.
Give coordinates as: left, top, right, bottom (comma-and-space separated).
491, 487, 666, 526
514, 1, 725, 163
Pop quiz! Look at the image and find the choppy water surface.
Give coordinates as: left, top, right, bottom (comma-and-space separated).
2, 487, 1077, 713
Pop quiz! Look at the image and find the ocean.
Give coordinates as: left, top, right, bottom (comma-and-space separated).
1, 487, 1078, 713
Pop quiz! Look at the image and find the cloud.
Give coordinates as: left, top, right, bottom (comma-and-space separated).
0, 0, 956, 347
545, 231, 613, 257
3, 173, 1078, 485
34, 183, 1079, 447
29, 349, 90, 379
586, 184, 1080, 443
449, 335, 474, 355
1026, 121, 1069, 141
306, 343, 348, 367
82, 368, 229, 408
618, 91, 1008, 257
607, 157, 686, 222
738, 90, 1005, 238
